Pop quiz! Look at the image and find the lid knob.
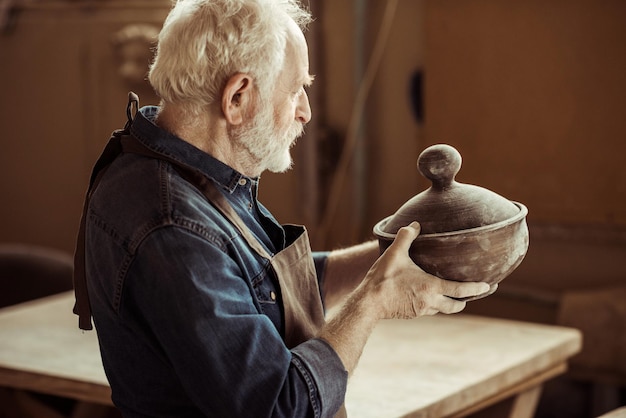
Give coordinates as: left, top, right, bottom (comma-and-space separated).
417, 144, 462, 190
379, 144, 520, 234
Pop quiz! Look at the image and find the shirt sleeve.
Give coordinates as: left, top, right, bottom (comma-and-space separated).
312, 251, 329, 284
311, 251, 330, 309
123, 226, 346, 418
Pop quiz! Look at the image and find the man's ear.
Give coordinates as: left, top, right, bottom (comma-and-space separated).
222, 73, 254, 125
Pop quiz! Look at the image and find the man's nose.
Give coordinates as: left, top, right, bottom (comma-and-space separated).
296, 90, 312, 124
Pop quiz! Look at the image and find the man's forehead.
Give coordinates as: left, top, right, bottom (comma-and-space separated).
283, 28, 311, 86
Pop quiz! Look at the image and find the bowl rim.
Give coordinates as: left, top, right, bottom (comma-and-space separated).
373, 201, 528, 241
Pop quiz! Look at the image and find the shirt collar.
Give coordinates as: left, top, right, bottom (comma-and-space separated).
129, 106, 255, 194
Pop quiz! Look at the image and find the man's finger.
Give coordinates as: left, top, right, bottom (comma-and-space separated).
442, 280, 491, 299
436, 296, 467, 314
390, 222, 421, 253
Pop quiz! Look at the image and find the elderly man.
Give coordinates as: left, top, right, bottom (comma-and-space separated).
73, 1, 490, 417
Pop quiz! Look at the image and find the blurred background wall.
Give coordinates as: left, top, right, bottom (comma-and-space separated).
1, 0, 625, 415
0, 1, 170, 253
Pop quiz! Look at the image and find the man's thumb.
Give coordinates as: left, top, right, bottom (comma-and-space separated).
392, 221, 421, 251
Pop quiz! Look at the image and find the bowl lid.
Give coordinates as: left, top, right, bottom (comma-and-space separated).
381, 144, 520, 235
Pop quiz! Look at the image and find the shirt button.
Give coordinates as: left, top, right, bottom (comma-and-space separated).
270, 291, 276, 301
238, 178, 247, 186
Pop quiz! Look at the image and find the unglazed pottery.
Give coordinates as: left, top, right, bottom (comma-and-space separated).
373, 144, 529, 300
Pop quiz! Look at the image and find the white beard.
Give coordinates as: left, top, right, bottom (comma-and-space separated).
230, 101, 304, 174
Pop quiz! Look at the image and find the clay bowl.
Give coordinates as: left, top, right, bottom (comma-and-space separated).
373, 144, 529, 301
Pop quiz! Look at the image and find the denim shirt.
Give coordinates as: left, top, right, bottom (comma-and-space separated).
85, 106, 347, 418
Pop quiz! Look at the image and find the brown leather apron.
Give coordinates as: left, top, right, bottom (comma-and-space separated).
73, 93, 346, 416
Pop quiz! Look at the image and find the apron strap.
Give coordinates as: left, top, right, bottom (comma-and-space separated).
73, 136, 124, 329
73, 93, 139, 330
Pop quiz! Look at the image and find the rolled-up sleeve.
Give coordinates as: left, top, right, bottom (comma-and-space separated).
292, 338, 348, 417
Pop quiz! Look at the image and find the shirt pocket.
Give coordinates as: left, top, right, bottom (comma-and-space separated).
250, 266, 283, 333
251, 265, 279, 305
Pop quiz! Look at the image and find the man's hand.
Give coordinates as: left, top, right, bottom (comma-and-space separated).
360, 221, 491, 319
319, 221, 490, 375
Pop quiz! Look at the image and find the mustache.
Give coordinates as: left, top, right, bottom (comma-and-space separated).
290, 122, 305, 145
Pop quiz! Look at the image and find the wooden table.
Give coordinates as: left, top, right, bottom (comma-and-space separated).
0, 292, 581, 418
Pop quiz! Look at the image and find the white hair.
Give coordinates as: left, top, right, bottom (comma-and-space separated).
148, 0, 312, 115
